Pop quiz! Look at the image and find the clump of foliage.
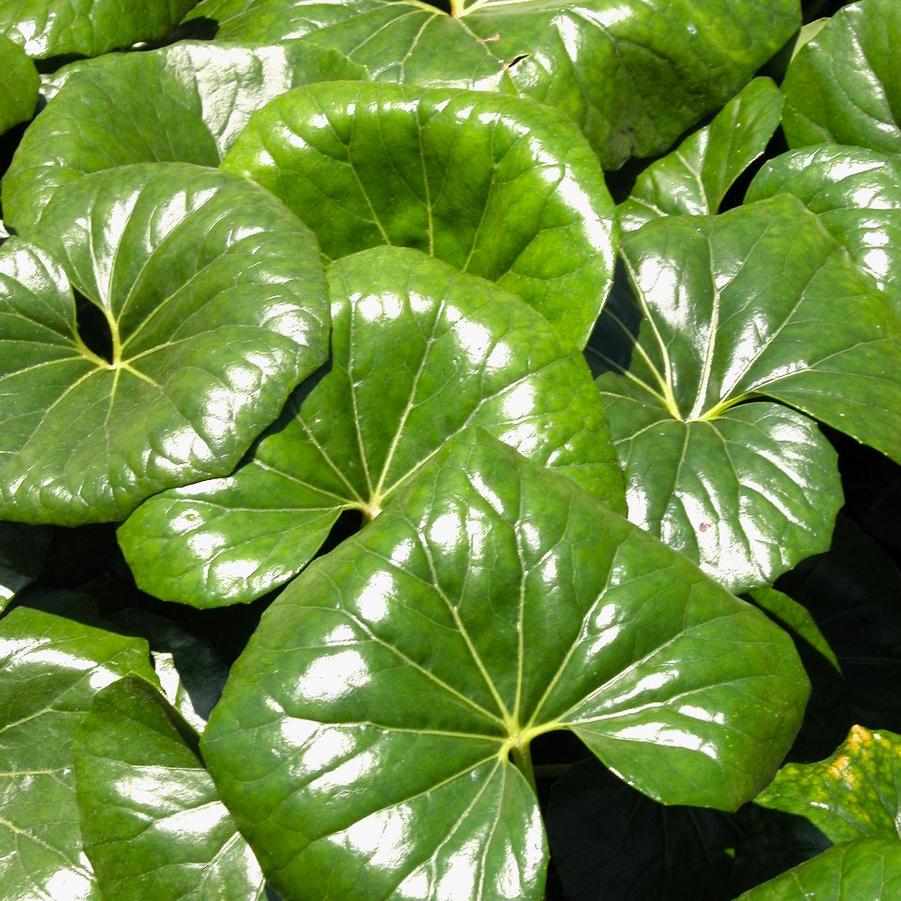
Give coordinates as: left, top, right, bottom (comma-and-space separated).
1, 1, 900, 899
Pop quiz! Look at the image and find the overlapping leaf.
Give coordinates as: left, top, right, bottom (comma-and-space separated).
221, 82, 616, 349
73, 676, 264, 901
748, 587, 840, 674
747, 145, 901, 314
201, 433, 808, 901
782, 0, 901, 154
119, 246, 623, 607
0, 163, 329, 525
757, 725, 901, 844
183, 0, 798, 168
592, 195, 901, 591
0, 0, 196, 59
619, 77, 783, 233
0, 34, 37, 135
736, 838, 901, 900
1, 41, 365, 234
0, 607, 156, 901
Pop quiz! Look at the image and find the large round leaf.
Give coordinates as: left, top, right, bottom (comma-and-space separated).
0, 34, 38, 135
73, 676, 264, 901
0, 0, 196, 59
756, 725, 901, 844
592, 195, 901, 591
619, 77, 784, 233
0, 607, 157, 901
201, 432, 809, 901
221, 82, 616, 350
747, 144, 901, 314
737, 839, 901, 900
119, 246, 623, 607
782, 0, 901, 154
184, 0, 799, 169
1, 41, 365, 235
0, 163, 329, 525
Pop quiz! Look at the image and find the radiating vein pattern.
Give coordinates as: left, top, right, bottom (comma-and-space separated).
119, 247, 623, 607
201, 433, 808, 900
0, 163, 329, 525
592, 195, 901, 591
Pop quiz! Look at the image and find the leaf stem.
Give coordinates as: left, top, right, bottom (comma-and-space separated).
450, 0, 467, 16
509, 742, 537, 794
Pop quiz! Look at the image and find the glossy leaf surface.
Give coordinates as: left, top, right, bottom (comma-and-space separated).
74, 676, 264, 901
185, 0, 798, 169
201, 433, 808, 900
222, 82, 616, 349
2, 41, 366, 234
119, 247, 623, 607
736, 838, 901, 900
592, 194, 901, 589
619, 78, 783, 232
598, 383, 841, 592
757, 725, 901, 844
747, 144, 901, 313
0, 607, 156, 901
0, 34, 37, 135
0, 522, 50, 608
0, 163, 328, 525
782, 0, 901, 154
0, 0, 196, 59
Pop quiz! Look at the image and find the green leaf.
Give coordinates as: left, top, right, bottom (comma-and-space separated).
0, 522, 50, 609
747, 144, 901, 314
757, 725, 901, 844
593, 195, 901, 590
1, 41, 367, 234
221, 81, 616, 350
0, 0, 196, 59
782, 0, 901, 154
185, 0, 799, 169
747, 587, 841, 674
0, 34, 38, 135
0, 607, 156, 901
200, 432, 809, 900
736, 838, 901, 900
119, 246, 623, 607
73, 675, 264, 901
0, 163, 329, 525
619, 77, 784, 233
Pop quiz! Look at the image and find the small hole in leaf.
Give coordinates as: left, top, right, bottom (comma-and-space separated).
75, 292, 114, 364
505, 53, 530, 69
